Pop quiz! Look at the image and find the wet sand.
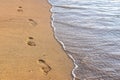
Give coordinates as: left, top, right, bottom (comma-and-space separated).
0, 0, 73, 80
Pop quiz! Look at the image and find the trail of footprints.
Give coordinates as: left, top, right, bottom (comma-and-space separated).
27, 37, 51, 74
17, 5, 38, 26
17, 3, 51, 76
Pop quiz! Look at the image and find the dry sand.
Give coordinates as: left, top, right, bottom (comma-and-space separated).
0, 0, 73, 80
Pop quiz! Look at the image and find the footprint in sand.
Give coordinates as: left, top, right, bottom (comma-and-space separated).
17, 6, 23, 12
27, 37, 36, 46
38, 59, 51, 75
28, 19, 37, 26
27, 41, 36, 46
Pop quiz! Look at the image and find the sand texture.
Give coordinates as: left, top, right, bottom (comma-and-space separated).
0, 0, 73, 80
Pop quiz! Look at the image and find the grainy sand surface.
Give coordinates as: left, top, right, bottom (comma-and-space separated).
0, 0, 73, 80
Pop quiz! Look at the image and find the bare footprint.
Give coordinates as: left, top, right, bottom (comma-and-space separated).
28, 19, 37, 26
27, 37, 36, 46
38, 59, 51, 75
17, 6, 23, 12
27, 41, 36, 46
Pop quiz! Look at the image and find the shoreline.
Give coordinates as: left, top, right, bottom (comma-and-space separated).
0, 0, 73, 80
48, 1, 76, 79
47, 1, 75, 80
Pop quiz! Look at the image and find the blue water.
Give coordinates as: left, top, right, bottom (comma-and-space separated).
48, 0, 120, 80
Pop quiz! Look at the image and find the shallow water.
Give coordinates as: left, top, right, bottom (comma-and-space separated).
48, 0, 120, 80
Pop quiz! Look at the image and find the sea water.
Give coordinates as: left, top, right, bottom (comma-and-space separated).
48, 0, 120, 80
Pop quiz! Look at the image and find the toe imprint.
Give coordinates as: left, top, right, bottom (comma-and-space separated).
28, 37, 34, 40
18, 6, 22, 8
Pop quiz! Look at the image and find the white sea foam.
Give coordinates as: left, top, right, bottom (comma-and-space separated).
51, 19, 76, 80
48, 1, 77, 80
51, 20, 77, 80
68, 54, 78, 80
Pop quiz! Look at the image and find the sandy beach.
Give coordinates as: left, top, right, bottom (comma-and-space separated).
0, 0, 73, 80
